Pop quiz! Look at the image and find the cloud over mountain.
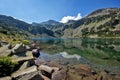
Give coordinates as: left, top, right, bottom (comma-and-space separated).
60, 13, 82, 23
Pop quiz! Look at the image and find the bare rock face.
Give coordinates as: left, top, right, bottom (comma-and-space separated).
12, 43, 26, 54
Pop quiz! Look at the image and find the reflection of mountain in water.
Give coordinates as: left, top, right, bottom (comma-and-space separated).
32, 38, 120, 66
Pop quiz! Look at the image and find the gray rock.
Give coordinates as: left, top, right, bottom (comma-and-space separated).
12, 66, 37, 78
51, 69, 67, 80
29, 74, 44, 80
12, 56, 34, 64
97, 71, 111, 80
1, 41, 9, 45
26, 45, 31, 51
19, 61, 30, 70
35, 58, 47, 66
16, 71, 44, 80
32, 49, 40, 57
0, 42, 2, 47
31, 43, 37, 49
0, 76, 12, 80
39, 65, 54, 74
7, 43, 12, 49
12, 43, 26, 54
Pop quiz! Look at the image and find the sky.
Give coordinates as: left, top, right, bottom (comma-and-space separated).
0, 0, 120, 23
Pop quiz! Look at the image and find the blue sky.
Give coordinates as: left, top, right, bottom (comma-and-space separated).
0, 0, 120, 23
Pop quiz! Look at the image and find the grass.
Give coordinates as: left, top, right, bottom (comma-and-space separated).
0, 33, 30, 45
0, 56, 18, 77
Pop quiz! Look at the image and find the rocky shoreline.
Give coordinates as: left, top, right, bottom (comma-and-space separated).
0, 41, 120, 80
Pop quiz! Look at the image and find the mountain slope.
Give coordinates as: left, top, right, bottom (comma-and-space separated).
62, 8, 120, 38
0, 15, 56, 38
0, 8, 120, 39
0, 15, 31, 31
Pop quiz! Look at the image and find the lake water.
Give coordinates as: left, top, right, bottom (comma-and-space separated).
31, 38, 120, 74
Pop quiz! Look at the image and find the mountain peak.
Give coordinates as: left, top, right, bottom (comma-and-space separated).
41, 20, 60, 25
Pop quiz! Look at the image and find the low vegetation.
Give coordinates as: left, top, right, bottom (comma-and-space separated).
0, 56, 18, 77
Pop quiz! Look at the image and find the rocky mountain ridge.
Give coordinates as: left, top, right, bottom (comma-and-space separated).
0, 8, 120, 38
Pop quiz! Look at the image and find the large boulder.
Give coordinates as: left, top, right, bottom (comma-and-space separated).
39, 65, 59, 79
26, 45, 31, 51
0, 76, 12, 80
96, 71, 112, 80
45, 61, 67, 80
19, 61, 30, 70
78, 64, 92, 72
7, 43, 12, 49
51, 68, 67, 80
28, 74, 44, 80
32, 49, 40, 57
12, 56, 34, 65
35, 58, 47, 66
11, 66, 37, 78
15, 71, 44, 80
12, 43, 26, 54
39, 65, 54, 74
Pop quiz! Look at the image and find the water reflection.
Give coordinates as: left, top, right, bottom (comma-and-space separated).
31, 38, 120, 66
60, 52, 81, 60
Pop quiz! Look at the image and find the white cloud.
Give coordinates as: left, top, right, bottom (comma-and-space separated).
60, 13, 82, 23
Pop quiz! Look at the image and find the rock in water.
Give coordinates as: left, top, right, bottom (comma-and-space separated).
79, 64, 92, 72
32, 49, 40, 57
12, 43, 26, 54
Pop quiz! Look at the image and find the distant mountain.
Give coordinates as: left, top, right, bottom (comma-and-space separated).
32, 20, 64, 37
0, 15, 31, 31
0, 8, 120, 38
0, 15, 55, 38
0, 15, 32, 41
41, 20, 61, 25
32, 20, 63, 30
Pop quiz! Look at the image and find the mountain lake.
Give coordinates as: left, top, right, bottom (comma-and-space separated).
31, 38, 120, 74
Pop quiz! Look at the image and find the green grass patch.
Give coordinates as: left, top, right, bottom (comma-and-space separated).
0, 56, 18, 77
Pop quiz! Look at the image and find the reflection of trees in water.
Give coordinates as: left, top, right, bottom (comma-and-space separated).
32, 38, 120, 66
79, 38, 120, 53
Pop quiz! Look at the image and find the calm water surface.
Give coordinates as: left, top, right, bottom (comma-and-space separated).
31, 38, 120, 74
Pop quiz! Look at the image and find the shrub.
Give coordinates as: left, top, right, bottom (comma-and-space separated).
0, 56, 18, 77
22, 40, 30, 45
